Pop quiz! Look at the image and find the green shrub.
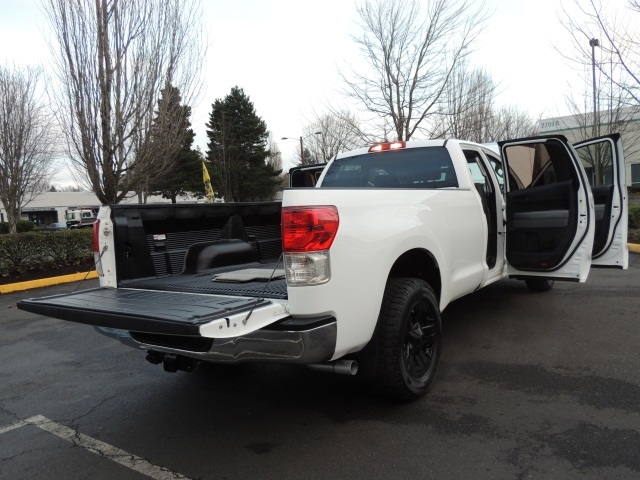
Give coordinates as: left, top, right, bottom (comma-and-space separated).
0, 223, 8, 234
16, 220, 36, 233
39, 230, 93, 267
0, 229, 92, 276
0, 232, 41, 274
629, 203, 640, 229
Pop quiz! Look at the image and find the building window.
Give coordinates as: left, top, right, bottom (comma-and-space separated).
632, 163, 640, 187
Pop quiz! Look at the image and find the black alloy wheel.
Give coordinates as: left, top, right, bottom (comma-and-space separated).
370, 277, 442, 401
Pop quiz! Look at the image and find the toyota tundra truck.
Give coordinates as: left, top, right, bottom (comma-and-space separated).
18, 134, 628, 400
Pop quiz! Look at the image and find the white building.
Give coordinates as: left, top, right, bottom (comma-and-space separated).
0, 191, 201, 227
538, 109, 640, 188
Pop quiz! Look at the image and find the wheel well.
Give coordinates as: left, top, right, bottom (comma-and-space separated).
388, 249, 441, 303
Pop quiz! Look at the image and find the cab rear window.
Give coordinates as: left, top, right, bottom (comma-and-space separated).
320, 146, 458, 189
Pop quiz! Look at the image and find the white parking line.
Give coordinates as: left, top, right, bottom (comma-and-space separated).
0, 419, 28, 435
0, 415, 190, 480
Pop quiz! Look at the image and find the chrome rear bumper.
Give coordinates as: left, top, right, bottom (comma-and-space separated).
96, 316, 337, 365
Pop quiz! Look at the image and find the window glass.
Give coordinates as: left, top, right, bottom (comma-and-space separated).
464, 150, 493, 194
575, 141, 614, 186
485, 153, 504, 188
632, 163, 640, 187
502, 140, 576, 190
321, 147, 458, 189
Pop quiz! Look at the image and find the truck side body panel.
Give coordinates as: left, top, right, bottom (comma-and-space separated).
282, 187, 486, 358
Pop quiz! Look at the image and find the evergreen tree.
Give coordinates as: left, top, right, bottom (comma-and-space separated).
147, 84, 203, 202
205, 87, 281, 202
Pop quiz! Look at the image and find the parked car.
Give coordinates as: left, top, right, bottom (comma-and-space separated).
41, 222, 68, 231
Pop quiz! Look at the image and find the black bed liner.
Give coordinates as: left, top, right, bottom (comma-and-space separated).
121, 261, 287, 299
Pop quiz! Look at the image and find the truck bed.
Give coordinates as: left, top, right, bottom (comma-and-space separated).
121, 260, 287, 299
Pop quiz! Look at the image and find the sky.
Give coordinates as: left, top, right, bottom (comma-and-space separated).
0, 0, 623, 184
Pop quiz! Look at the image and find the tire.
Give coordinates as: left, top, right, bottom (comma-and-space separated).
525, 278, 555, 292
370, 278, 442, 401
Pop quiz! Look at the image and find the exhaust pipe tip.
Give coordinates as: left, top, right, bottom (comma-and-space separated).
146, 351, 165, 365
307, 360, 358, 376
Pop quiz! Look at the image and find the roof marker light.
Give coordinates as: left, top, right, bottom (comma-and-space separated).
368, 141, 406, 153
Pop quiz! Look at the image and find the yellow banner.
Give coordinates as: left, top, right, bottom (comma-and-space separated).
202, 162, 215, 203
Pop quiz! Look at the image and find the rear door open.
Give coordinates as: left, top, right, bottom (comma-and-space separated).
499, 135, 595, 282
574, 134, 628, 269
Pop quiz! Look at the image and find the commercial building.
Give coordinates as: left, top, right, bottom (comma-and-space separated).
538, 109, 640, 188
0, 191, 199, 227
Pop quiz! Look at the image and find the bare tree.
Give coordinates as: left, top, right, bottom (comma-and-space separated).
484, 106, 539, 141
267, 134, 283, 172
341, 0, 489, 141
558, 0, 640, 184
430, 63, 497, 142
58, 184, 86, 192
430, 61, 538, 142
563, 65, 640, 185
0, 65, 55, 234
559, 0, 640, 106
43, 0, 205, 205
302, 110, 364, 164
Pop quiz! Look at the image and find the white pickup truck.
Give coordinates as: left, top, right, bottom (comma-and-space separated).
18, 134, 628, 400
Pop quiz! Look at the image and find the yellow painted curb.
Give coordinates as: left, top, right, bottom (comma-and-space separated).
0, 271, 99, 295
629, 243, 640, 254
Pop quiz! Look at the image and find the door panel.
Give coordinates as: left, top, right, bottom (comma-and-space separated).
591, 184, 614, 256
506, 180, 577, 269
574, 134, 628, 269
499, 136, 594, 282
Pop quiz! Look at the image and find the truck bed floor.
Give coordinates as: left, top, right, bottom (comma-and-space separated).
120, 261, 288, 299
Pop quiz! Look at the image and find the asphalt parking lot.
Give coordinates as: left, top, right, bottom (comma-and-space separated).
1, 255, 639, 480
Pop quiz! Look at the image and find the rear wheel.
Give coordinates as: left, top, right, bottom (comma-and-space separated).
370, 278, 441, 401
525, 278, 555, 292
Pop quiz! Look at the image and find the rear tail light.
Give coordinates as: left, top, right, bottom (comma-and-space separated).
92, 220, 100, 252
282, 206, 339, 253
284, 251, 331, 285
92, 220, 103, 276
281, 206, 339, 286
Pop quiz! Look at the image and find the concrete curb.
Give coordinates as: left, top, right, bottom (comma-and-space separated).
0, 271, 98, 295
630, 243, 640, 254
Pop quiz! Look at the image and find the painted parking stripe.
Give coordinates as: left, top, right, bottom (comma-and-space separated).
0, 419, 28, 435
0, 415, 190, 480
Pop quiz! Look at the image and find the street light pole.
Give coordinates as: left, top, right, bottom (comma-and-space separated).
299, 136, 305, 165
590, 38, 599, 138
281, 131, 322, 166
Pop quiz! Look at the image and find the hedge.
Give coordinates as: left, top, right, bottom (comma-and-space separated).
630, 203, 640, 229
0, 229, 93, 276
0, 220, 37, 234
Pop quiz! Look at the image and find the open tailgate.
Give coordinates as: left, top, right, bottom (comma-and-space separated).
17, 288, 271, 336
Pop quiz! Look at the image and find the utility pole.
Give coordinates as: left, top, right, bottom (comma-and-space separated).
589, 38, 599, 138
589, 37, 600, 185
